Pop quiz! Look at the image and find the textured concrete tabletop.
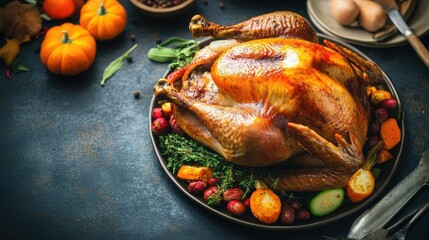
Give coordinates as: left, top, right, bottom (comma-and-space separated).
1, 0, 428, 239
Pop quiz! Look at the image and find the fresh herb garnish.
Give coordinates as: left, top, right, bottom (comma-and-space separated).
159, 133, 225, 174
147, 37, 200, 70
158, 133, 258, 203
101, 44, 138, 86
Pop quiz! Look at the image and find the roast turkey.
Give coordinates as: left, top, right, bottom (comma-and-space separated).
154, 11, 384, 191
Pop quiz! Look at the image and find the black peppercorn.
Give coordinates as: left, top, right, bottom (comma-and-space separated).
133, 90, 141, 99
219, 2, 225, 9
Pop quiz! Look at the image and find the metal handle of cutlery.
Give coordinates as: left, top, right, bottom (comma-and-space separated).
405, 33, 429, 68
388, 10, 429, 68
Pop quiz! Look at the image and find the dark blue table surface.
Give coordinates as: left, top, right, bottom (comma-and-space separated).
1, 0, 428, 239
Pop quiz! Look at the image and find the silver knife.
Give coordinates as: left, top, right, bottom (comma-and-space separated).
375, 0, 429, 67
347, 150, 429, 239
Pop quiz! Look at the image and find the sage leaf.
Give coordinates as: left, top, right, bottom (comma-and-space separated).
40, 13, 51, 21
147, 47, 177, 63
11, 62, 30, 72
147, 37, 199, 70
101, 44, 138, 86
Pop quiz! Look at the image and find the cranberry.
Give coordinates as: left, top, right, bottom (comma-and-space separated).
187, 181, 206, 195
204, 186, 221, 206
152, 107, 164, 119
280, 204, 295, 225
378, 98, 398, 110
375, 108, 389, 123
222, 188, 244, 202
227, 200, 246, 216
152, 118, 170, 135
287, 199, 303, 210
207, 178, 221, 187
296, 208, 311, 221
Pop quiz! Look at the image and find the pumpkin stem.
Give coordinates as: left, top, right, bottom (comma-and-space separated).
97, 3, 108, 16
61, 30, 72, 44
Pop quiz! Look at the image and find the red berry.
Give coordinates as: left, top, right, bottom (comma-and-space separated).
227, 200, 246, 216
187, 181, 207, 195
369, 122, 381, 134
222, 188, 244, 202
280, 204, 295, 225
378, 98, 398, 110
207, 178, 221, 187
152, 118, 170, 135
204, 186, 221, 206
375, 108, 389, 123
152, 108, 164, 119
296, 208, 311, 221
287, 199, 303, 210
367, 135, 380, 149
243, 197, 251, 209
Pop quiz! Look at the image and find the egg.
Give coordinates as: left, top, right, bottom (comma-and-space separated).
355, 0, 387, 32
330, 0, 360, 26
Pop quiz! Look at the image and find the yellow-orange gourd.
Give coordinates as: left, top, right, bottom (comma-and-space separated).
79, 0, 127, 41
40, 23, 96, 76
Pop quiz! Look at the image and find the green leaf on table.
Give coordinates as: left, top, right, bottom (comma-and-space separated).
24, 0, 37, 4
11, 62, 29, 73
101, 44, 138, 86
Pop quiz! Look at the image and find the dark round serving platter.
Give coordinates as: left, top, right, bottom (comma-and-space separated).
149, 34, 405, 230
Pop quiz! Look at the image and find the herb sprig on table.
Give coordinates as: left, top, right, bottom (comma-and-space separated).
147, 37, 200, 69
159, 133, 257, 204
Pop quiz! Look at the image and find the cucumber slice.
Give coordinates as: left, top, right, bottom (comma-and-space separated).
309, 188, 345, 217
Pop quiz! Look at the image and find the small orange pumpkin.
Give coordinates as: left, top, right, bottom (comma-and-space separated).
79, 0, 127, 41
40, 23, 96, 76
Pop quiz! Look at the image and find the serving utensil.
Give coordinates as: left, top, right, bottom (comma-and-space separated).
347, 150, 429, 239
386, 201, 429, 240
375, 0, 429, 67
323, 201, 429, 239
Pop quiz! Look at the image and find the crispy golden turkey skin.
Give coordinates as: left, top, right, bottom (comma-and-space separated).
154, 11, 384, 191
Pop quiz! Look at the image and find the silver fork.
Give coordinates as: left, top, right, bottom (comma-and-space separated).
386, 200, 429, 240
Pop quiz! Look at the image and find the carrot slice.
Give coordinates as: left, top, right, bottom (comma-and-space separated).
380, 118, 401, 150
177, 165, 213, 182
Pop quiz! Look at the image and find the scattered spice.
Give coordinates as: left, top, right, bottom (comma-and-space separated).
130, 34, 136, 41
203, 0, 208, 6
133, 90, 141, 99
139, 0, 188, 8
126, 56, 133, 63
155, 37, 162, 44
218, 2, 225, 9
